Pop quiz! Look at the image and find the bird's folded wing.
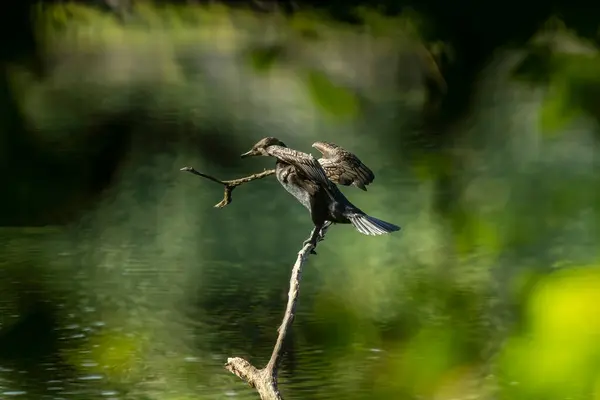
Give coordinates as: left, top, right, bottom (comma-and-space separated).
266, 146, 331, 185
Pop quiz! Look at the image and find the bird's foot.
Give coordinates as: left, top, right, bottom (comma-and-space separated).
316, 230, 326, 242
317, 222, 332, 242
303, 238, 318, 255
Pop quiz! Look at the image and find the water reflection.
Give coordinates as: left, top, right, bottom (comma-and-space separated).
0, 223, 418, 400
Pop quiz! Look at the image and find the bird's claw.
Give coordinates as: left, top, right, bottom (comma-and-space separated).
303, 238, 318, 255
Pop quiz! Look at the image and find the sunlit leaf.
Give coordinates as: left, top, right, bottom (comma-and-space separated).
529, 266, 600, 341
305, 70, 359, 118
500, 267, 600, 399
594, 374, 600, 400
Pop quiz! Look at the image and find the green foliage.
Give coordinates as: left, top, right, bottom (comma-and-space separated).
557, 54, 600, 113
132, 2, 231, 29
35, 2, 118, 36
454, 211, 502, 258
304, 70, 360, 118
288, 11, 324, 38
354, 6, 427, 39
512, 19, 600, 134
536, 53, 600, 134
539, 78, 582, 134
499, 267, 600, 399
246, 44, 285, 73
289, 9, 351, 39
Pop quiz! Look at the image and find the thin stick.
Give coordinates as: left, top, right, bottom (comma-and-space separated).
180, 166, 275, 208
224, 239, 318, 400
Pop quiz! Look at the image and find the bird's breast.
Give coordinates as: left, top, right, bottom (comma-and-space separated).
275, 163, 312, 210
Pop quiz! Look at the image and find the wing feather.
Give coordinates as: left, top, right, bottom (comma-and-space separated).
266, 145, 331, 186
312, 141, 375, 190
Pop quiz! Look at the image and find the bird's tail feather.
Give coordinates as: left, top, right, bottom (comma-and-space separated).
349, 214, 401, 236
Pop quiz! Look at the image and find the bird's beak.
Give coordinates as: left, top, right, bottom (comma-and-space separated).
240, 149, 258, 158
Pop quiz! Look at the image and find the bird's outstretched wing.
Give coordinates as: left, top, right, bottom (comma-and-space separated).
265, 145, 331, 186
312, 141, 375, 191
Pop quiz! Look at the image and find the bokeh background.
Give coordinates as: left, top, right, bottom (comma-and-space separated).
1, 1, 600, 399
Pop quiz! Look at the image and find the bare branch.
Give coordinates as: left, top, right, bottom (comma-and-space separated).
225, 239, 319, 399
181, 164, 325, 398
179, 166, 275, 208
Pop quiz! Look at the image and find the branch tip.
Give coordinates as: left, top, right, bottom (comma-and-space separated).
180, 165, 275, 207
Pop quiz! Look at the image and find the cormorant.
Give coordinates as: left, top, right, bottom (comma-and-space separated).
241, 137, 400, 250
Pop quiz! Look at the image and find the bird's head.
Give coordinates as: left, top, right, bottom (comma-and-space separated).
240, 137, 286, 158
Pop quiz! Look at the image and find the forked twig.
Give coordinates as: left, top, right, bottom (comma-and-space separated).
179, 166, 275, 208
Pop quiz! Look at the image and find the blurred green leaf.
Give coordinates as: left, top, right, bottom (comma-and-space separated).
454, 213, 501, 258
305, 70, 359, 118
559, 55, 600, 119
539, 80, 581, 134
247, 44, 285, 73
289, 12, 322, 41
512, 25, 600, 132
500, 267, 600, 399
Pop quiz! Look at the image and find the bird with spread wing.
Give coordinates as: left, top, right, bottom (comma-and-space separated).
241, 137, 400, 251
